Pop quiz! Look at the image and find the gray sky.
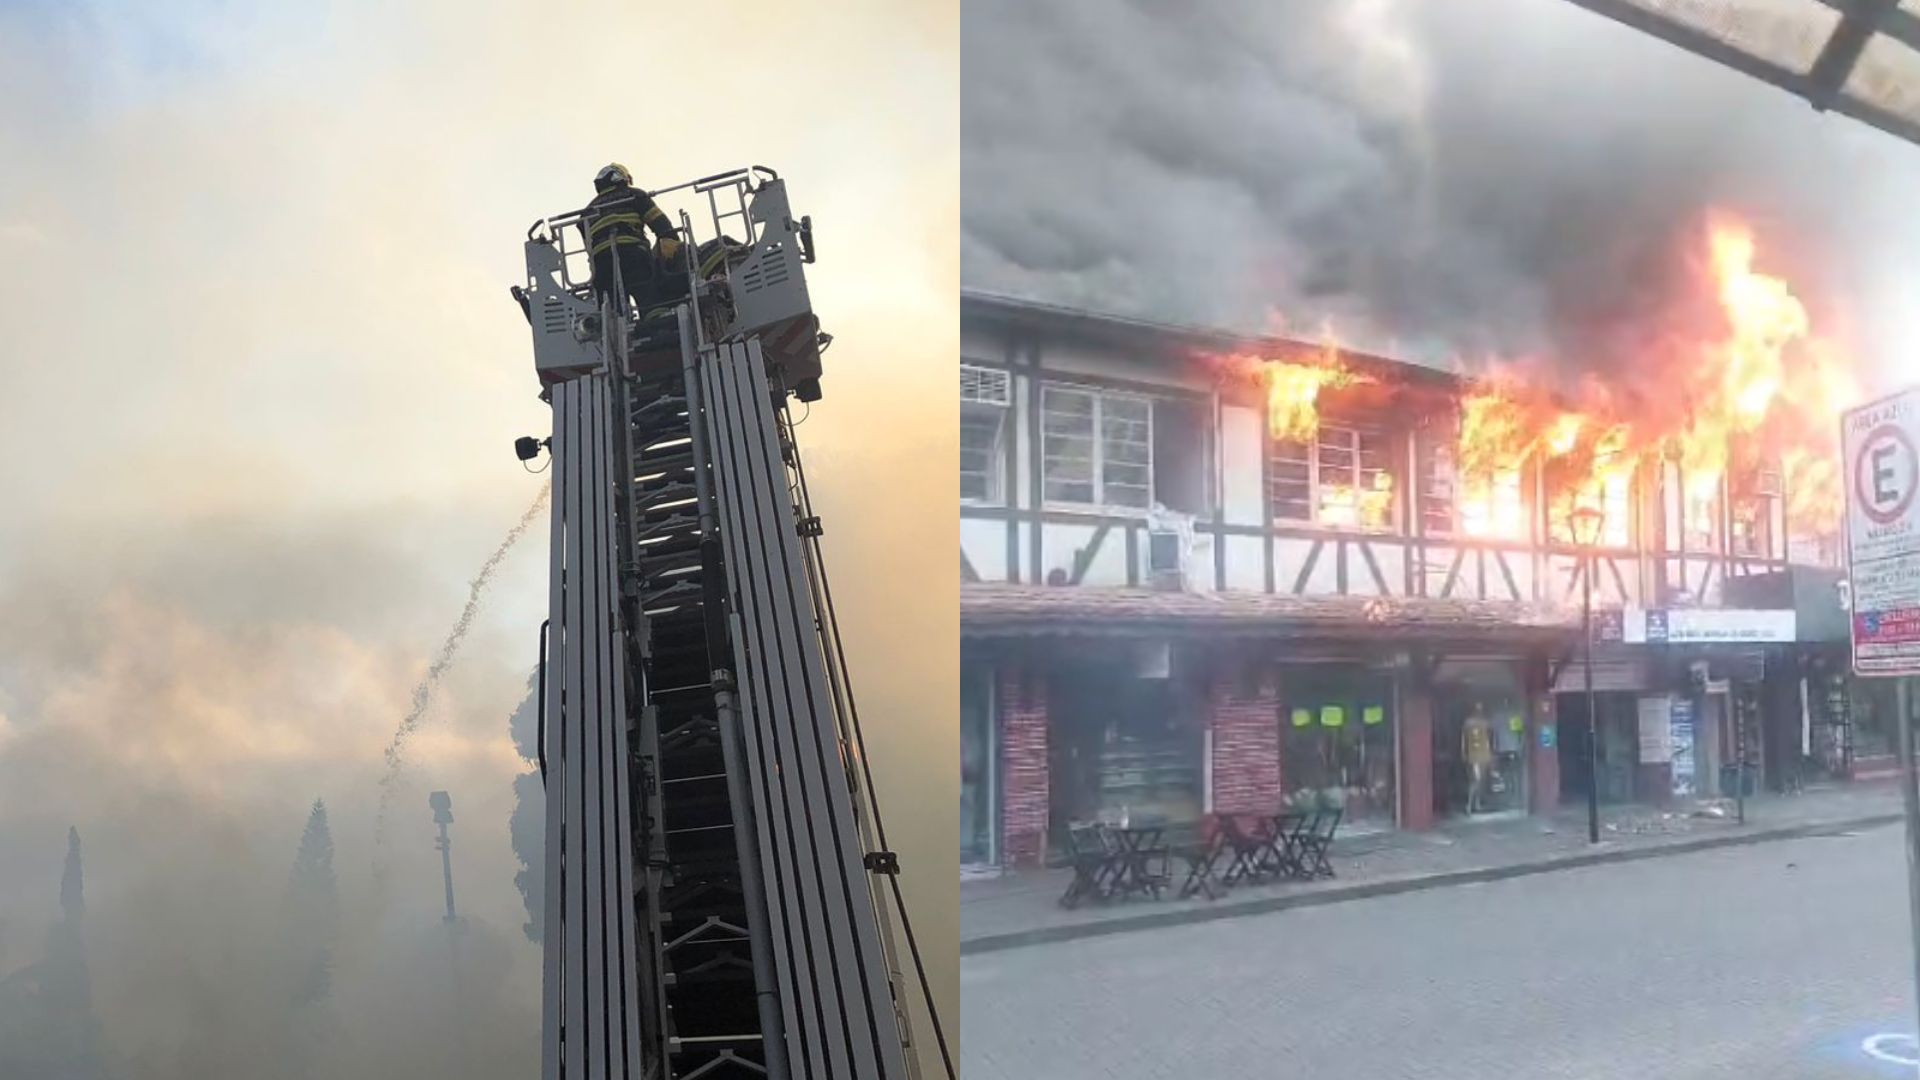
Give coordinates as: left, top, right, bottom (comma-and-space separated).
963, 0, 1920, 391
0, 1, 956, 1074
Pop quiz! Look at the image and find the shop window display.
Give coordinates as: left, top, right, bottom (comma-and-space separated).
1280, 669, 1396, 826
1050, 664, 1203, 840
1435, 670, 1528, 818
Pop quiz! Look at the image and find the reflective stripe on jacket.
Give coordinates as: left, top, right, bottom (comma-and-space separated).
580, 185, 678, 257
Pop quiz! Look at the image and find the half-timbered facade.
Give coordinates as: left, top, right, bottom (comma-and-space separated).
958, 292, 1842, 871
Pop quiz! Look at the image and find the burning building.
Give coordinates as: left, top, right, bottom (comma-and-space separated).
959, 218, 1879, 870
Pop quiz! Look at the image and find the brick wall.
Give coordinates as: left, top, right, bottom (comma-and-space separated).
998, 667, 1050, 867
1209, 663, 1282, 815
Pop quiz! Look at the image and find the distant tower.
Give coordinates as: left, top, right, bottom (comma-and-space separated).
429, 791, 457, 923
60, 827, 84, 920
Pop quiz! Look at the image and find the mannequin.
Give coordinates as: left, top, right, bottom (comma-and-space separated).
1462, 703, 1495, 814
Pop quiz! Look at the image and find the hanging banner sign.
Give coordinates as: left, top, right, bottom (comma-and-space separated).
1618, 607, 1797, 644
1637, 695, 1673, 764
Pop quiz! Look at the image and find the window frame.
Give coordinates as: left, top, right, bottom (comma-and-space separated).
959, 399, 1009, 506
1040, 383, 1155, 513
1269, 419, 1398, 532
1730, 465, 1781, 559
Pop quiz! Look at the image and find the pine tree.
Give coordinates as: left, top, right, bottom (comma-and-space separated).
0, 828, 112, 1079
287, 800, 338, 1006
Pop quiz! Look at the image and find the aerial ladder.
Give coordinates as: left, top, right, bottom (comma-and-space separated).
515, 167, 946, 1080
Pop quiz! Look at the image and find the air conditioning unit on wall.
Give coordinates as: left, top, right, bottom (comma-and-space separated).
960, 364, 1011, 406
1147, 530, 1185, 591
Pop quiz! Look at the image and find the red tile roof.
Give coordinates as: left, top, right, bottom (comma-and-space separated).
960, 584, 1581, 641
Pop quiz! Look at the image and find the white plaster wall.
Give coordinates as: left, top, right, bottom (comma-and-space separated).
1039, 522, 1098, 584
1544, 553, 1580, 608
1506, 551, 1536, 601
960, 517, 1007, 582
1225, 535, 1264, 592
1221, 405, 1265, 527
1040, 340, 1212, 393
1345, 541, 1382, 596
1364, 541, 1406, 596
1272, 537, 1324, 594
1187, 532, 1217, 593
1421, 544, 1459, 598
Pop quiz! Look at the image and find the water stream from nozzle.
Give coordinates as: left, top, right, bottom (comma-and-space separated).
373, 484, 551, 846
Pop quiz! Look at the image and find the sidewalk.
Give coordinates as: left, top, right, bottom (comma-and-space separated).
960, 781, 1903, 955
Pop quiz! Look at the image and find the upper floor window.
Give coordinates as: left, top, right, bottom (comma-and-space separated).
1731, 466, 1780, 558
1418, 430, 1457, 536
1271, 422, 1395, 530
1041, 385, 1152, 510
960, 364, 1011, 503
1682, 480, 1720, 553
1545, 474, 1632, 548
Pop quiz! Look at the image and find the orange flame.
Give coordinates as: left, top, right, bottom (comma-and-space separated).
1203, 214, 1859, 549
1211, 340, 1372, 443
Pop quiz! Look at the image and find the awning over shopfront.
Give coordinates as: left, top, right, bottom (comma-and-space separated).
959, 584, 1581, 643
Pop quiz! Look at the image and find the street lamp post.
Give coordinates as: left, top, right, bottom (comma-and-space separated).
1570, 506, 1606, 845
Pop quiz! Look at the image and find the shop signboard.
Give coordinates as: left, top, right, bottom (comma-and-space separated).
1637, 695, 1672, 764
1670, 697, 1696, 797
1843, 386, 1920, 676
1619, 607, 1797, 644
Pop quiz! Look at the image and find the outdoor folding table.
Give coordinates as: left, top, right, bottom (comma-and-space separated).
1268, 811, 1312, 879
1104, 824, 1171, 900
1174, 829, 1227, 900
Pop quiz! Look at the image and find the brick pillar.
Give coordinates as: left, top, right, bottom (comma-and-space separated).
998, 666, 1050, 868
1399, 673, 1435, 831
1209, 663, 1282, 816
1527, 660, 1561, 816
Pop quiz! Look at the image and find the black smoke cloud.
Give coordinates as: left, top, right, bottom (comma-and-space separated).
962, 0, 1920, 377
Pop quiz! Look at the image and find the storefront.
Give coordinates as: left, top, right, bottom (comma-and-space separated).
1277, 664, 1397, 830
1850, 676, 1902, 776
1551, 651, 1663, 805
960, 583, 1584, 867
1432, 660, 1530, 819
1047, 647, 1206, 840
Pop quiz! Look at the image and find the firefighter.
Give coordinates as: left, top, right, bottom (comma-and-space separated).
580, 162, 686, 318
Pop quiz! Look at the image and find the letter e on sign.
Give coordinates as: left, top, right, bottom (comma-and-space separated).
1857, 423, 1917, 526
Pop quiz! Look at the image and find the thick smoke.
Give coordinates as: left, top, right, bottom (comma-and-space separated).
963, 0, 1920, 380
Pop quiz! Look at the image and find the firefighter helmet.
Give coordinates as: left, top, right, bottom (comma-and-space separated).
594, 162, 633, 190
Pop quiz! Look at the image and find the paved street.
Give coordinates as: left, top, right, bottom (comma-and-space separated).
962, 821, 1920, 1079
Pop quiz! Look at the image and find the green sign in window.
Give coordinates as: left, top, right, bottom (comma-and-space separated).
1508, 715, 1525, 733
1320, 706, 1345, 728
1291, 708, 1313, 728
1362, 705, 1386, 726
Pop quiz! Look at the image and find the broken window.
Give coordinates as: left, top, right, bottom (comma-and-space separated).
1270, 421, 1395, 530
1151, 397, 1210, 516
1041, 385, 1152, 510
